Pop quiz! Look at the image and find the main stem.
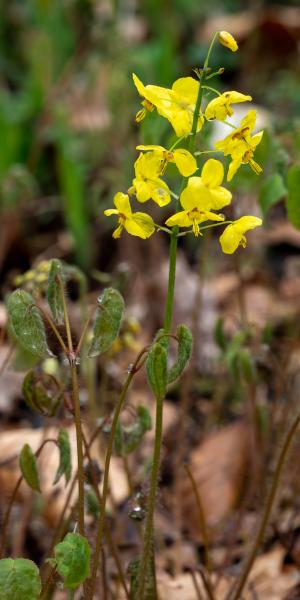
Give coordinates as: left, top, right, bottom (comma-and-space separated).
138, 57, 209, 600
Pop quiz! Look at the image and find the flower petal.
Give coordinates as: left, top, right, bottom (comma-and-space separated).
208, 187, 232, 209
125, 213, 155, 239
180, 178, 209, 210
150, 179, 171, 206
219, 216, 262, 254
173, 149, 197, 176
134, 179, 151, 202
114, 193, 132, 216
201, 159, 224, 188
172, 77, 199, 103
104, 209, 119, 216
165, 211, 191, 228
136, 144, 165, 153
227, 158, 242, 181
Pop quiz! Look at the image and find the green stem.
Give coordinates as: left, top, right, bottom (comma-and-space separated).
163, 231, 179, 332
138, 40, 215, 600
227, 411, 300, 600
202, 84, 221, 96
71, 364, 85, 537
137, 392, 163, 599
87, 348, 147, 600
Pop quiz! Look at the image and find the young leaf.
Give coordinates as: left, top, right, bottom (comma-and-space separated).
22, 370, 38, 413
53, 429, 72, 486
19, 444, 41, 492
287, 164, 300, 229
88, 287, 125, 357
259, 173, 286, 216
0, 558, 41, 600
7, 290, 50, 358
11, 344, 40, 371
238, 349, 257, 384
54, 533, 91, 589
146, 342, 167, 400
47, 259, 65, 325
128, 550, 156, 600
167, 325, 193, 384
115, 406, 152, 456
214, 317, 227, 351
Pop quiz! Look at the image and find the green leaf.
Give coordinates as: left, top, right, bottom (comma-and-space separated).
88, 287, 125, 357
19, 444, 41, 492
214, 317, 227, 351
11, 345, 40, 371
47, 259, 65, 325
53, 429, 72, 486
259, 173, 286, 216
54, 533, 91, 589
115, 406, 152, 456
0, 558, 41, 600
238, 349, 257, 384
167, 325, 193, 384
7, 290, 50, 358
22, 370, 62, 416
128, 551, 156, 600
146, 342, 167, 400
22, 371, 38, 413
287, 164, 300, 229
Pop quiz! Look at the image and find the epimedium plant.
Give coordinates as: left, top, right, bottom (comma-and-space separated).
102, 29, 264, 600
4, 29, 292, 600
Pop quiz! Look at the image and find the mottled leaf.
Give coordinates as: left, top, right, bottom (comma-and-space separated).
146, 342, 167, 400
19, 444, 41, 492
167, 325, 193, 384
47, 259, 65, 325
7, 290, 50, 357
54, 533, 91, 589
88, 288, 124, 357
0, 558, 41, 600
115, 406, 152, 456
53, 429, 72, 485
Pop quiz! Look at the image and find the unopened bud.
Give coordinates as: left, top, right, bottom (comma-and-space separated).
218, 31, 238, 52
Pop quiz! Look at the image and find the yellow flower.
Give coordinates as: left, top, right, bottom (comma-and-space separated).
104, 192, 155, 239
165, 159, 231, 236
132, 73, 204, 137
218, 31, 238, 52
215, 110, 263, 181
205, 91, 252, 121
133, 152, 171, 206
219, 216, 262, 253
136, 144, 197, 177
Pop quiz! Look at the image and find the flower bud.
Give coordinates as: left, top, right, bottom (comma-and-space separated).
218, 31, 238, 52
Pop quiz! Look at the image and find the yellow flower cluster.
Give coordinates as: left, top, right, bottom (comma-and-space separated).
104, 31, 263, 254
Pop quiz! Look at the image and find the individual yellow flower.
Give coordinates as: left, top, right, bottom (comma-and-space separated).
205, 91, 252, 121
218, 31, 238, 52
136, 144, 197, 177
104, 192, 155, 239
219, 216, 262, 253
215, 110, 263, 181
132, 73, 204, 137
165, 159, 231, 236
132, 152, 171, 206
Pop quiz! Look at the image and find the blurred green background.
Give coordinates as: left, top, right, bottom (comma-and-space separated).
0, 0, 299, 281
